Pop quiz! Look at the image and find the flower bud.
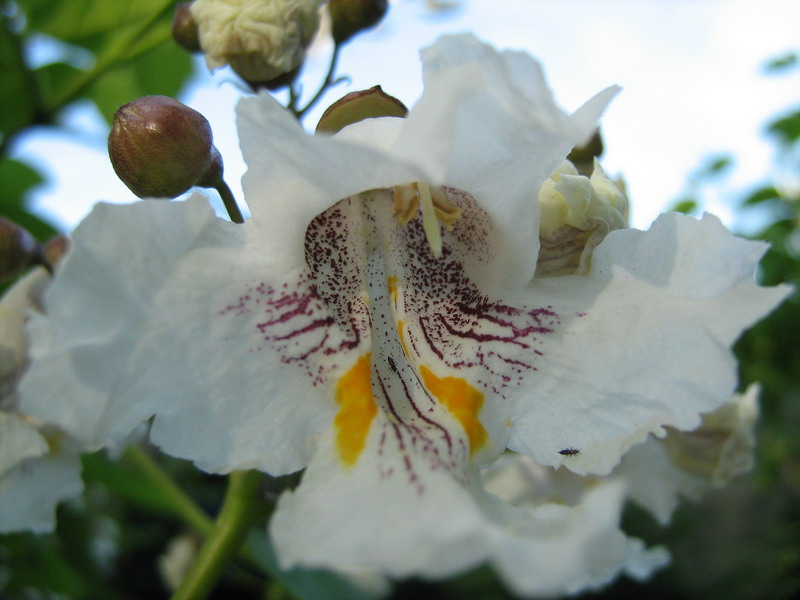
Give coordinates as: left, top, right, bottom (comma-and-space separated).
43, 235, 70, 269
108, 95, 218, 199
191, 0, 322, 82
172, 2, 202, 53
0, 219, 43, 282
316, 85, 407, 134
536, 159, 628, 277
328, 0, 388, 44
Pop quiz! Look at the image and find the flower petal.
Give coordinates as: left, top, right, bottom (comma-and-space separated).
507, 213, 790, 475
0, 445, 82, 533
394, 34, 620, 291
273, 429, 669, 597
0, 411, 48, 475
20, 197, 348, 473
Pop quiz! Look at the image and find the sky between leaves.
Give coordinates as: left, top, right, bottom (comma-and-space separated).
11, 0, 800, 232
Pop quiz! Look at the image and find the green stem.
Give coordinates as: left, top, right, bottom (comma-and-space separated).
171, 470, 264, 600
296, 43, 342, 120
214, 179, 245, 224
124, 446, 213, 536
47, 0, 175, 112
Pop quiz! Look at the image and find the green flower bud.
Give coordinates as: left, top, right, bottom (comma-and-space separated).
0, 219, 43, 282
108, 96, 219, 199
316, 85, 407, 134
172, 2, 202, 53
328, 0, 388, 44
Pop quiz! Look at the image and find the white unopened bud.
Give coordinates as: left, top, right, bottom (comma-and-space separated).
536, 159, 628, 277
191, 0, 322, 82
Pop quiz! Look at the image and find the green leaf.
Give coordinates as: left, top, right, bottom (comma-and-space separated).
134, 32, 194, 99
0, 158, 59, 240
767, 110, 800, 145
89, 40, 194, 123
0, 527, 92, 597
764, 51, 799, 73
21, 0, 173, 45
670, 198, 699, 215
704, 154, 734, 175
743, 185, 782, 206
33, 60, 84, 110
0, 19, 39, 140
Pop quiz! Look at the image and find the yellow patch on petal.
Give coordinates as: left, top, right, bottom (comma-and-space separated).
387, 276, 399, 302
397, 319, 411, 358
419, 365, 488, 455
334, 354, 378, 467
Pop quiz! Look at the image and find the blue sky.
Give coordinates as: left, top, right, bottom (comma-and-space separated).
13, 0, 800, 231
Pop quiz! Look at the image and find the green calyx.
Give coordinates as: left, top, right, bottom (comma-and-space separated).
316, 85, 407, 134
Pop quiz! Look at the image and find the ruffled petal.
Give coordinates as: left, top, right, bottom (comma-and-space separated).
238, 34, 618, 294
273, 438, 668, 597
507, 213, 790, 475
0, 444, 83, 533
396, 34, 619, 291
1, 268, 49, 405
0, 412, 49, 475
618, 386, 761, 524
20, 197, 349, 474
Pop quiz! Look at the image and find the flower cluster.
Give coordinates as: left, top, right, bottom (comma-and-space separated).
15, 34, 790, 596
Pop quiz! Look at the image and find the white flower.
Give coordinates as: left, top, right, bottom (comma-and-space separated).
1, 269, 82, 533
191, 0, 323, 82
19, 34, 789, 594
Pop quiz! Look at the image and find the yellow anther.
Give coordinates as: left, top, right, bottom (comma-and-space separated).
390, 182, 462, 258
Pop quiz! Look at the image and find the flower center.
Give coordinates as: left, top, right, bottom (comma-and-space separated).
391, 182, 461, 258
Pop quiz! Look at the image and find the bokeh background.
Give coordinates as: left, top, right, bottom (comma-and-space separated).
2, 1, 799, 598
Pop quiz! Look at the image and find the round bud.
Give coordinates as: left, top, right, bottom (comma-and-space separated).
0, 218, 43, 282
172, 2, 202, 53
108, 95, 217, 199
316, 85, 407, 134
328, 0, 388, 44
43, 235, 70, 269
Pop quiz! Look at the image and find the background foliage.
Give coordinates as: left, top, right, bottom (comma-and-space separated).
1, 0, 798, 597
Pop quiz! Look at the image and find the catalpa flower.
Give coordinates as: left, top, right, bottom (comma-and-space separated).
1, 269, 82, 533
19, 34, 789, 594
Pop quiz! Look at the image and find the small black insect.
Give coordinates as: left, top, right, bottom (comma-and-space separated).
558, 447, 581, 456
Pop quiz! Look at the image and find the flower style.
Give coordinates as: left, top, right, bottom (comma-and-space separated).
1, 269, 82, 533
19, 34, 789, 594
191, 0, 323, 82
